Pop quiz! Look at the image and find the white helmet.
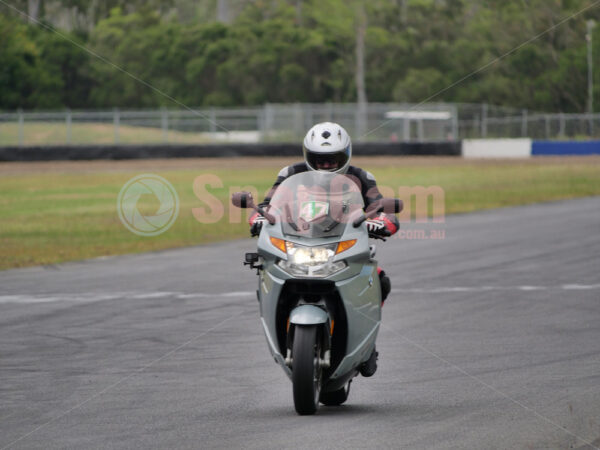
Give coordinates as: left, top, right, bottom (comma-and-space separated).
302, 122, 352, 174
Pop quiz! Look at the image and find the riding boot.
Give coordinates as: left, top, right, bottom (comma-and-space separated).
379, 269, 391, 304
359, 347, 378, 377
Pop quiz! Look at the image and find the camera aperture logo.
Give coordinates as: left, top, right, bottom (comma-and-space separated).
117, 174, 179, 236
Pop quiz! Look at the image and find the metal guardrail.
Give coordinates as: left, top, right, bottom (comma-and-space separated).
0, 103, 598, 146
459, 112, 600, 140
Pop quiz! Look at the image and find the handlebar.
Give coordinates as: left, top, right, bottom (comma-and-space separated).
368, 229, 391, 240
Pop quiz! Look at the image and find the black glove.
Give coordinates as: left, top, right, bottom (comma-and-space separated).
249, 212, 267, 236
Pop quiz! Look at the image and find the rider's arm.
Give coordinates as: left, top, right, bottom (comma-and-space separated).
250, 164, 302, 234
259, 169, 287, 208
258, 164, 303, 208
348, 167, 383, 209
352, 167, 399, 236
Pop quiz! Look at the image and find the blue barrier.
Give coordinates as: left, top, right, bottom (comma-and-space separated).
532, 141, 600, 156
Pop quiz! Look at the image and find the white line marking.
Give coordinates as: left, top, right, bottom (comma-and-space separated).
130, 292, 178, 299
174, 292, 254, 299
219, 291, 256, 297
518, 286, 548, 291
394, 284, 599, 294
0, 291, 255, 304
1, 285, 596, 305
562, 284, 600, 290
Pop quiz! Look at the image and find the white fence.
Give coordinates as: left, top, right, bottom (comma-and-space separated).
0, 103, 598, 146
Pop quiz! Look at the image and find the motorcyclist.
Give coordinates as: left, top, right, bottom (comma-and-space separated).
249, 122, 398, 377
249, 122, 399, 307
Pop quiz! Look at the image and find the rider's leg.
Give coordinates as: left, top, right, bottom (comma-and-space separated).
378, 267, 391, 305
359, 347, 378, 377
361, 268, 389, 377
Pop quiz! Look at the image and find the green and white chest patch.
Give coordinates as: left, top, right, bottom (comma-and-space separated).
299, 201, 329, 222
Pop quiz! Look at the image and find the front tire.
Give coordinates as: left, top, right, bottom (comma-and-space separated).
292, 325, 322, 415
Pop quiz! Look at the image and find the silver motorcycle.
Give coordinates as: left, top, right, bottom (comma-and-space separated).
232, 171, 401, 415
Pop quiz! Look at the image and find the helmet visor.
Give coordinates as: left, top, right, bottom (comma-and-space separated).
305, 146, 350, 172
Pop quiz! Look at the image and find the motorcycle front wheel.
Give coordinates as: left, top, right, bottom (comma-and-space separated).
292, 325, 322, 415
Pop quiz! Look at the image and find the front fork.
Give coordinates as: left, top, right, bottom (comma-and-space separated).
284, 302, 332, 369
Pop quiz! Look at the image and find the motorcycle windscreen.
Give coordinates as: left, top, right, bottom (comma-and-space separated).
268, 172, 365, 239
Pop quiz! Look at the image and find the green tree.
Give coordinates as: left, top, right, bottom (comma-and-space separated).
87, 8, 180, 107
0, 15, 62, 109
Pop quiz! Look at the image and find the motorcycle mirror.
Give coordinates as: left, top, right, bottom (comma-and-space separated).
231, 191, 255, 209
231, 191, 277, 225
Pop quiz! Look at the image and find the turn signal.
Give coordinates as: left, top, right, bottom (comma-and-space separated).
270, 237, 287, 253
336, 239, 357, 254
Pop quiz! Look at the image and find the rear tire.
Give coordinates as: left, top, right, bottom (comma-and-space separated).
320, 380, 351, 406
292, 325, 322, 415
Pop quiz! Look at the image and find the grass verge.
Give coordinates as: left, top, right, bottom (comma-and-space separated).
1, 156, 599, 270
0, 122, 214, 146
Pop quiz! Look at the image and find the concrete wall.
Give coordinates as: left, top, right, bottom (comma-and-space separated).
462, 139, 532, 158
462, 139, 600, 158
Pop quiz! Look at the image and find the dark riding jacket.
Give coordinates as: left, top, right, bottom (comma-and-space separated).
261, 162, 380, 207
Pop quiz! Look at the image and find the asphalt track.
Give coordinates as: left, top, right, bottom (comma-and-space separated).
1, 197, 599, 450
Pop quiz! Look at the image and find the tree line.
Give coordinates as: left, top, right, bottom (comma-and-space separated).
1, 0, 599, 112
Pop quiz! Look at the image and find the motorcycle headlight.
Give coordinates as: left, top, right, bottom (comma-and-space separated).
275, 241, 354, 278
286, 242, 336, 266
